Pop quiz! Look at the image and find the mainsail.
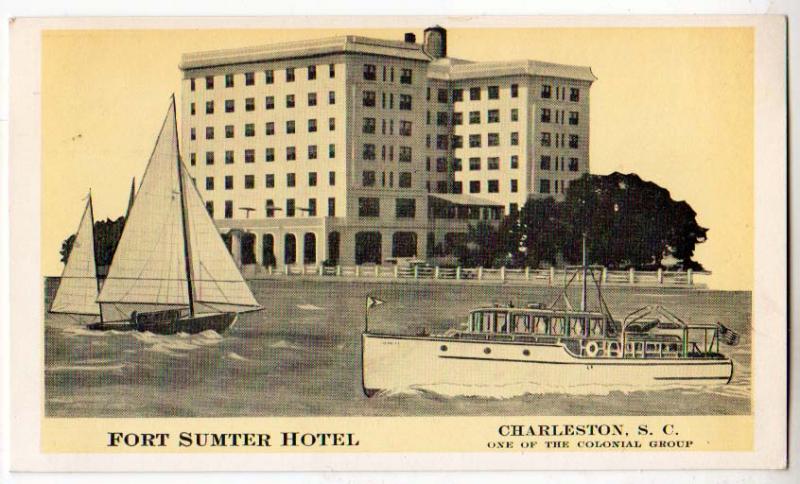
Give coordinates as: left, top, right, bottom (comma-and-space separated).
50, 195, 101, 316
97, 97, 260, 321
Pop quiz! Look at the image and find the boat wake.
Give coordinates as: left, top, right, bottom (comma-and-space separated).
268, 339, 304, 350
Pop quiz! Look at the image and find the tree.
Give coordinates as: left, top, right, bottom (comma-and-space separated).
60, 216, 126, 268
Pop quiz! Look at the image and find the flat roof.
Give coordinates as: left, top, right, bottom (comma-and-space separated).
428, 58, 597, 82
429, 193, 505, 207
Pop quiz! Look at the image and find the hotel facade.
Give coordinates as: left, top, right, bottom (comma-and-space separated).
179, 27, 595, 267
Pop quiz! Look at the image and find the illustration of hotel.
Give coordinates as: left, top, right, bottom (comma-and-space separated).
179, 26, 595, 267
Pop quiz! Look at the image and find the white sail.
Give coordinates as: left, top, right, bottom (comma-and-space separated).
50, 196, 100, 315
97, 101, 189, 320
182, 163, 262, 312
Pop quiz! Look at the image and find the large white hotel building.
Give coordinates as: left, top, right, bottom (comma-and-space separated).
179, 27, 595, 267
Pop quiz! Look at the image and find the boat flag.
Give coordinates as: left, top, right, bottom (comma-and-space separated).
717, 323, 740, 346
366, 296, 385, 309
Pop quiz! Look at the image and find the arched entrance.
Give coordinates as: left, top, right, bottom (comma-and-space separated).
303, 233, 317, 264
262, 234, 276, 267
355, 232, 381, 264
284, 233, 296, 264
240, 232, 256, 265
327, 231, 340, 263
392, 232, 417, 258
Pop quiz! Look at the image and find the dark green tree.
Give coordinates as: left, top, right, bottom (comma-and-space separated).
60, 216, 126, 268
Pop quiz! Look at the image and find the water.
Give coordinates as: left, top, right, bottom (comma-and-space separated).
44, 279, 751, 417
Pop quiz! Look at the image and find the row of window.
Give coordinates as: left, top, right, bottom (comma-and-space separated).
429, 108, 520, 126
190, 64, 337, 91
361, 171, 412, 188
426, 155, 520, 172
362, 118, 413, 136
540, 156, 580, 172
426, 132, 520, 150
540, 133, 580, 149
191, 92, 337, 115
363, 64, 414, 84
434, 179, 519, 195
357, 197, 416, 218
204, 170, 338, 191
363, 91, 413, 110
189, 144, 336, 165
427, 84, 581, 103
207, 197, 337, 219
539, 178, 570, 195
190, 117, 336, 140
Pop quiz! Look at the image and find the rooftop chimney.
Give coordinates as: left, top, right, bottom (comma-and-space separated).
423, 25, 447, 58
404, 32, 416, 43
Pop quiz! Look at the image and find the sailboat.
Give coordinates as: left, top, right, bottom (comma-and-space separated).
86, 96, 262, 334
49, 193, 101, 322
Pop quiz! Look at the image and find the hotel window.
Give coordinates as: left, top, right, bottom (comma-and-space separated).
511, 83, 519, 98
510, 132, 519, 146
245, 72, 255, 86
265, 148, 275, 162
245, 123, 255, 137
508, 155, 517, 169
399, 172, 412, 188
205, 177, 214, 190
286, 120, 295, 134
399, 94, 412, 110
488, 86, 499, 99
225, 125, 234, 139
469, 134, 481, 148
437, 181, 447, 193
363, 64, 377, 81
400, 68, 412, 84
224, 175, 233, 190
224, 201, 233, 219
569, 134, 579, 149
308, 92, 317, 107
399, 146, 412, 162
245, 98, 255, 112
541, 108, 551, 123
190, 153, 196, 166
541, 84, 552, 99
540, 155, 551, 170
488, 180, 499, 193
435, 112, 447, 126
488, 133, 500, 147
265, 96, 274, 110
469, 111, 480, 124
225, 74, 234, 88
205, 76, 214, 89
453, 158, 462, 171
437, 135, 449, 150
511, 108, 519, 122
287, 173, 296, 187
436, 157, 447, 172
452, 89, 463, 102
396, 198, 416, 218
437, 89, 448, 103
452, 135, 463, 148
265, 70, 274, 84
469, 87, 481, 100
190, 78, 196, 91
308, 145, 317, 160
358, 198, 380, 217
329, 171, 336, 186
363, 143, 376, 160
487, 109, 500, 123
510, 179, 518, 193
308, 119, 317, 133
286, 146, 296, 161
224, 99, 234, 113
225, 150, 234, 164
452, 112, 463, 125
541, 132, 551, 147
205, 127, 214, 140
206, 101, 214, 114
363, 90, 376, 107
307, 65, 316, 80
453, 181, 463, 193
329, 117, 336, 131
308, 172, 317, 187
427, 87, 431, 101
363, 117, 376, 134
265, 174, 275, 188
469, 181, 480, 193
286, 94, 295, 108
469, 157, 481, 170
308, 198, 317, 217
569, 157, 579, 172
362, 170, 376, 187
244, 175, 255, 189
488, 157, 500, 170
265, 200, 275, 218
206, 201, 213, 217
328, 197, 336, 216
286, 199, 295, 217
245, 149, 255, 163
205, 151, 214, 165
399, 120, 412, 136
328, 91, 335, 105
426, 135, 431, 148
286, 67, 295, 82
540, 179, 551, 194
265, 122, 275, 135
570, 88, 580, 102
569, 111, 579, 125
329, 144, 335, 159
329, 63, 335, 78
190, 127, 196, 140
190, 102, 196, 115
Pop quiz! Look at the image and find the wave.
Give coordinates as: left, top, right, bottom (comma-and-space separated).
47, 363, 126, 373
268, 339, 304, 350
296, 304, 323, 311
225, 352, 250, 362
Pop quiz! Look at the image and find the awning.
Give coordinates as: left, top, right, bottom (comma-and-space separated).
429, 193, 504, 207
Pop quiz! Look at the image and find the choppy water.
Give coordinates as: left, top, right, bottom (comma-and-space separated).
45, 279, 751, 417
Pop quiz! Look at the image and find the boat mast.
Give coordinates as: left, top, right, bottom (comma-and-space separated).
581, 233, 587, 312
172, 94, 196, 317
88, 191, 103, 322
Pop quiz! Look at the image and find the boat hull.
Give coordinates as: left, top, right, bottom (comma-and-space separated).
86, 312, 238, 335
362, 333, 733, 397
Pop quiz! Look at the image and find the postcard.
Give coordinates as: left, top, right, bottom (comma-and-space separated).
7, 15, 787, 471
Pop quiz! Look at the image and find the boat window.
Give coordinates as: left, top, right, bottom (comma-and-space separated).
513, 313, 530, 333
470, 311, 483, 332
496, 312, 509, 333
